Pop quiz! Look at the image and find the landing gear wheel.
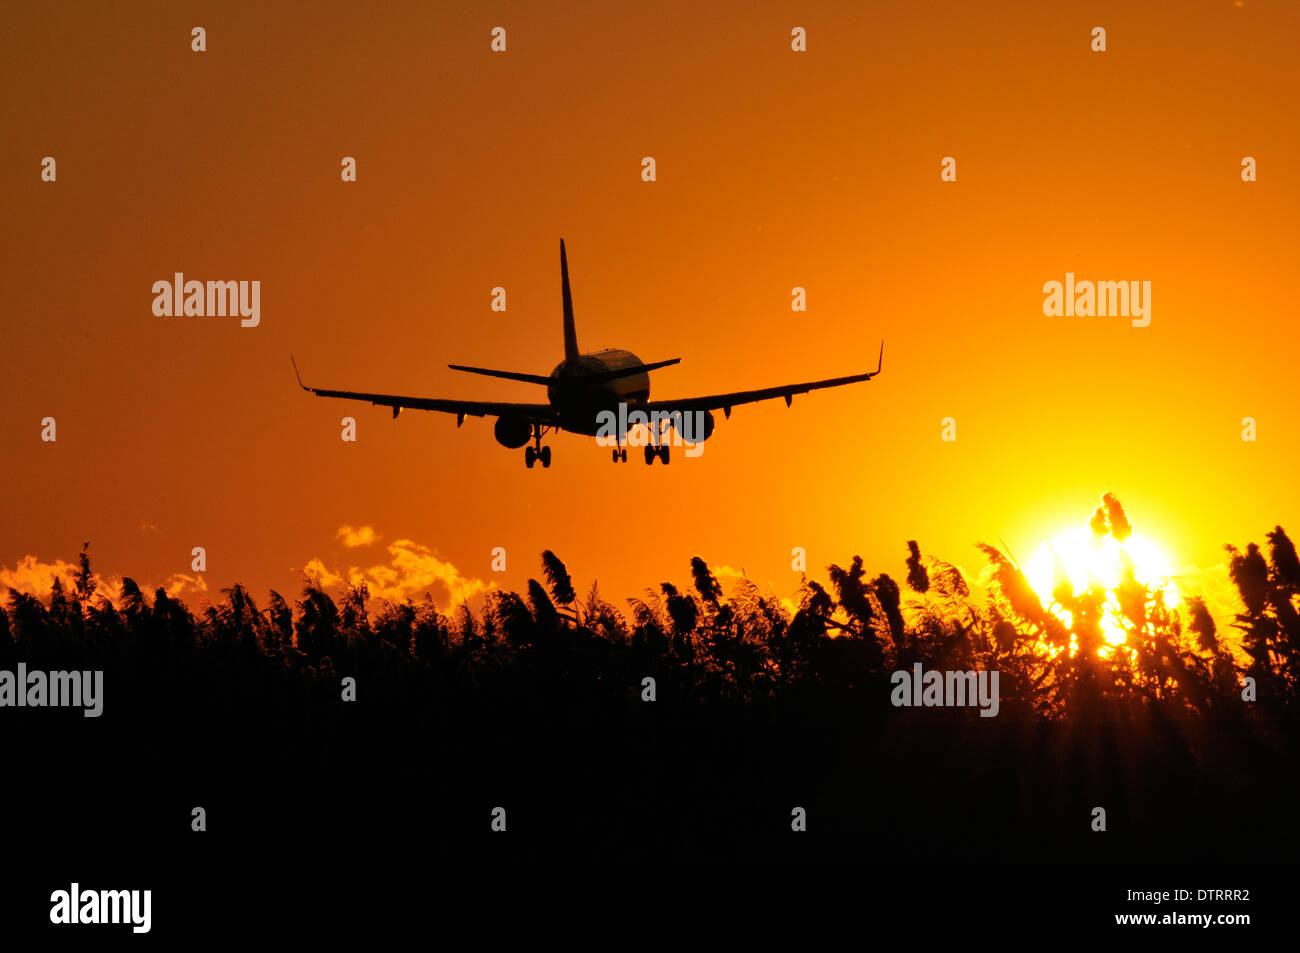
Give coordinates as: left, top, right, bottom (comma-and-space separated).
620, 449, 627, 462
525, 446, 536, 468
658, 446, 670, 464
612, 448, 620, 463
540, 446, 551, 468
644, 446, 656, 465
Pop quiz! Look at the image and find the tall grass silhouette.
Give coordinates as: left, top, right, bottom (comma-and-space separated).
4, 495, 1298, 862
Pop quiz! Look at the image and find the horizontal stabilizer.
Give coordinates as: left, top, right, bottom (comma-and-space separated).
448, 364, 553, 386
588, 357, 681, 384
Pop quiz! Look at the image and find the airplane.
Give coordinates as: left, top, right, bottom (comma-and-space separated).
292, 240, 884, 468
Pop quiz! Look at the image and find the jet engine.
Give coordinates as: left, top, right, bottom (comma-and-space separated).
494, 415, 532, 449
677, 409, 716, 443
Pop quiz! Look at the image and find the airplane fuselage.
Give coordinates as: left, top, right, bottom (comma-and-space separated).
548, 348, 649, 435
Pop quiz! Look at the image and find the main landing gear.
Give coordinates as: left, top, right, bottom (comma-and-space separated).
644, 420, 671, 465
524, 424, 552, 469
607, 425, 672, 465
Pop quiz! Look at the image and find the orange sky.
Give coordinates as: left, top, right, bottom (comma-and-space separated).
3, 0, 1298, 622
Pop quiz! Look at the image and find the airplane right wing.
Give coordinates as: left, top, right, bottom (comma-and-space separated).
291, 358, 556, 425
643, 341, 883, 417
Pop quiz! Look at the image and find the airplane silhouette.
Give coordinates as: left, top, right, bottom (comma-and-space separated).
293, 240, 884, 468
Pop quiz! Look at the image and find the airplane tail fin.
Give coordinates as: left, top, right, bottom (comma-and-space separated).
561, 239, 579, 363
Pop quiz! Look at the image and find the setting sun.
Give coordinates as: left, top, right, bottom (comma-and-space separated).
1024, 527, 1180, 647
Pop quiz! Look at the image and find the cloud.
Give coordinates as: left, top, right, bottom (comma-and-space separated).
304, 537, 492, 608
162, 573, 209, 602
0, 555, 82, 601
302, 557, 346, 590
0, 555, 206, 608
335, 525, 379, 548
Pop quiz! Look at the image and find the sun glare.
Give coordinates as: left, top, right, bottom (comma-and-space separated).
1024, 528, 1179, 647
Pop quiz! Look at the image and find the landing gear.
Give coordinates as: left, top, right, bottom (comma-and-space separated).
611, 447, 627, 463
524, 424, 552, 468
642, 417, 673, 465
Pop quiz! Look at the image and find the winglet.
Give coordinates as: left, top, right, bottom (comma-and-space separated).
876, 339, 884, 375
290, 355, 307, 391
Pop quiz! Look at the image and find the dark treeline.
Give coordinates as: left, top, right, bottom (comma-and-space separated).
4, 514, 1300, 864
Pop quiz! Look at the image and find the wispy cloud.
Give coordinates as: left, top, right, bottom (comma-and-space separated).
163, 573, 210, 602
335, 524, 379, 548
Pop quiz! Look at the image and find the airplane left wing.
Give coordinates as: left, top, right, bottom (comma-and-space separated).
292, 358, 556, 425
643, 341, 883, 417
